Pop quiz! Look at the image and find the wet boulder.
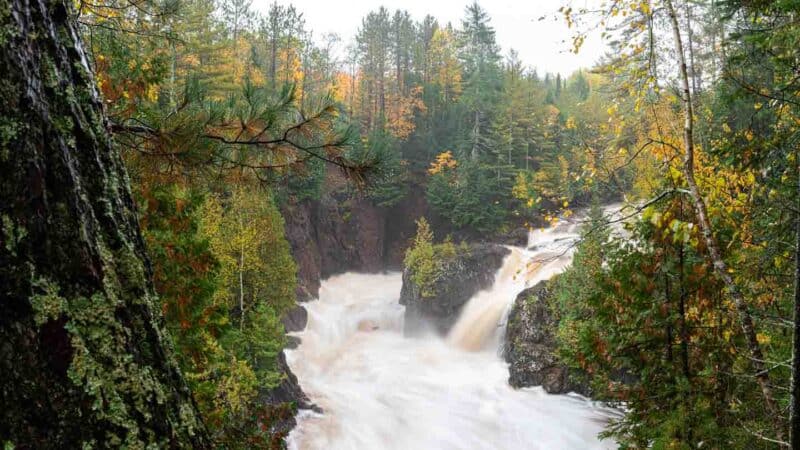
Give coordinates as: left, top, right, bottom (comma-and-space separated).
503, 280, 590, 396
281, 304, 308, 333
400, 243, 509, 336
498, 227, 530, 247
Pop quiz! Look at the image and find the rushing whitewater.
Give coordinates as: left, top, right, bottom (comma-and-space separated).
286, 214, 620, 450
447, 218, 582, 352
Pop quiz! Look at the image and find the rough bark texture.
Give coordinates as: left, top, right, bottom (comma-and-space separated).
0, 1, 208, 447
792, 157, 800, 448
400, 244, 509, 336
503, 281, 590, 396
664, 0, 782, 437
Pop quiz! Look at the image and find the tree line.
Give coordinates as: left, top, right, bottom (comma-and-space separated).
2, 0, 799, 448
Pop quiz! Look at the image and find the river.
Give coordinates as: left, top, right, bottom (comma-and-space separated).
286, 215, 620, 449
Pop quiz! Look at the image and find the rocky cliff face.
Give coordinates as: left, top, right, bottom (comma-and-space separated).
316, 192, 386, 277
260, 350, 321, 442
281, 172, 534, 302
282, 174, 427, 301
384, 185, 429, 268
283, 195, 388, 300
399, 244, 510, 336
281, 304, 308, 334
282, 198, 323, 301
503, 280, 590, 396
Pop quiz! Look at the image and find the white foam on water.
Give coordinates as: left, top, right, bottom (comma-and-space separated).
286, 210, 621, 450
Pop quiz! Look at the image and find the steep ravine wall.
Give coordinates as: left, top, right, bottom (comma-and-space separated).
281, 177, 533, 302
281, 178, 426, 301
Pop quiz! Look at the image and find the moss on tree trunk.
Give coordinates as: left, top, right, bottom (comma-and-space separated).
0, 0, 209, 447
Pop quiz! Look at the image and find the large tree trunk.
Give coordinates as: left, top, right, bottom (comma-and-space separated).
0, 1, 209, 447
270, 32, 278, 90
664, 0, 783, 441
472, 110, 480, 161
792, 152, 800, 448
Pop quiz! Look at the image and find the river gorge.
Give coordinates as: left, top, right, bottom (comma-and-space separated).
285, 215, 621, 449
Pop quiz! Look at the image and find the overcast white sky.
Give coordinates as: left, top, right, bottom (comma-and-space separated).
251, 0, 607, 76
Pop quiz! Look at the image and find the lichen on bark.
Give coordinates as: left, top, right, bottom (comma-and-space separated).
0, 0, 209, 447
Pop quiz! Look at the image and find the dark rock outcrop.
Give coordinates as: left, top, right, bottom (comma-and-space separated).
282, 172, 420, 301
261, 351, 321, 439
315, 193, 386, 277
503, 280, 590, 395
263, 351, 316, 410
282, 199, 323, 301
282, 195, 378, 301
284, 335, 301, 350
281, 304, 308, 333
384, 185, 430, 269
400, 244, 510, 336
499, 227, 530, 247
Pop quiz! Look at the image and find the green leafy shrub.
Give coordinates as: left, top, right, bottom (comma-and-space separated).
403, 218, 460, 298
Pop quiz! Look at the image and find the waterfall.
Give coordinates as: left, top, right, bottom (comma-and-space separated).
286, 211, 620, 450
446, 249, 529, 351
447, 219, 581, 351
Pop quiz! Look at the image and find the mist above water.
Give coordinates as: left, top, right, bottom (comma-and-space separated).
286, 214, 620, 450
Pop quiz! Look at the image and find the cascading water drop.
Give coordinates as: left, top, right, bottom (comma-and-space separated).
446, 249, 529, 351
447, 217, 582, 352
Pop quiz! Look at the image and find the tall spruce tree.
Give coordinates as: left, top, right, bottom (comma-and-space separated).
458, 2, 502, 161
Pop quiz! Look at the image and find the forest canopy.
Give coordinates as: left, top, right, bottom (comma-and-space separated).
1, 0, 799, 448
